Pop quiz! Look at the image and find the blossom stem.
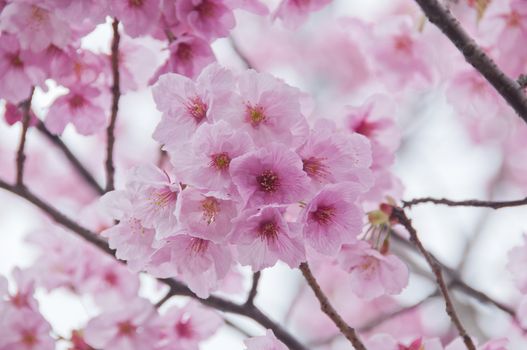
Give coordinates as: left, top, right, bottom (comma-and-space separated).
245, 271, 261, 306
105, 18, 121, 192
36, 121, 104, 195
413, 0, 527, 123
15, 87, 35, 186
403, 196, 527, 209
299, 262, 368, 350
390, 207, 476, 350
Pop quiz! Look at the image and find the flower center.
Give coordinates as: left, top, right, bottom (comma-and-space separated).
310, 205, 336, 225
189, 238, 209, 254
9, 54, 23, 68
21, 331, 37, 346
196, 0, 215, 17
246, 105, 266, 127
11, 293, 29, 308
187, 97, 208, 123
256, 170, 279, 193
31, 6, 48, 23
302, 157, 330, 181
69, 94, 86, 109
258, 220, 278, 241
150, 187, 177, 208
117, 321, 136, 336
201, 197, 220, 224
129, 0, 144, 7
175, 315, 194, 338
210, 152, 231, 171
394, 35, 412, 53
177, 43, 192, 61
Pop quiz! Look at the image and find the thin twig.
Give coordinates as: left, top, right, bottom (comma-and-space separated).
36, 122, 104, 195
229, 37, 255, 70
224, 318, 253, 338
403, 196, 527, 209
413, 0, 527, 123
299, 262, 367, 350
245, 271, 261, 306
15, 88, 35, 186
105, 19, 121, 192
0, 179, 307, 350
390, 207, 476, 350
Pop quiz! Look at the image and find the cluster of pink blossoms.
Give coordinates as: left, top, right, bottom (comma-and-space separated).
100, 62, 409, 300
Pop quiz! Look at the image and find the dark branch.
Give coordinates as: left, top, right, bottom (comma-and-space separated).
390, 208, 476, 350
0, 179, 307, 350
105, 19, 121, 192
414, 0, 527, 123
245, 271, 261, 306
15, 88, 35, 186
403, 196, 527, 209
36, 122, 104, 195
299, 262, 367, 350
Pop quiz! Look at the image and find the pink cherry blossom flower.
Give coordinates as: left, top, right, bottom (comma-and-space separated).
152, 63, 237, 152
176, 188, 238, 243
300, 182, 364, 255
0, 308, 55, 350
0, 1, 70, 52
171, 120, 254, 195
274, 0, 332, 29
231, 205, 305, 271
52, 49, 107, 87
367, 334, 443, 350
507, 234, 527, 293
1, 268, 38, 311
0, 35, 45, 103
84, 298, 161, 350
126, 165, 180, 239
338, 240, 409, 299
176, 0, 235, 40
148, 234, 233, 298
224, 69, 309, 148
150, 35, 215, 81
296, 120, 373, 191
244, 329, 288, 350
45, 85, 107, 136
157, 301, 222, 349
230, 143, 310, 208
3, 103, 38, 127
110, 0, 161, 38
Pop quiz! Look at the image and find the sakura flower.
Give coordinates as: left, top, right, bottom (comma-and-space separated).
231, 205, 305, 271
152, 63, 236, 152
148, 234, 233, 298
126, 165, 180, 239
69, 330, 95, 350
171, 120, 254, 195
176, 0, 236, 40
338, 240, 409, 299
176, 188, 238, 243
45, 85, 107, 135
300, 183, 363, 255
224, 69, 309, 148
296, 120, 373, 191
157, 301, 222, 349
507, 234, 527, 293
84, 298, 161, 350
110, 0, 161, 38
230, 143, 310, 208
1, 268, 38, 311
0, 35, 45, 103
0, 308, 55, 350
0, 2, 70, 52
3, 102, 38, 127
274, 0, 332, 29
367, 334, 443, 350
150, 34, 215, 81
244, 329, 288, 350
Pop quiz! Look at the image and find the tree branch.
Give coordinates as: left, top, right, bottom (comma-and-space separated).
299, 262, 367, 350
390, 207, 476, 350
0, 178, 307, 350
413, 0, 527, 123
403, 196, 527, 209
36, 122, 104, 195
105, 19, 121, 192
15, 88, 35, 186
245, 271, 261, 306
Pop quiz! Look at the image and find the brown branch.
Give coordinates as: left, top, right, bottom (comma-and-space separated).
299, 262, 367, 350
245, 271, 261, 306
414, 0, 527, 123
15, 88, 35, 186
0, 179, 307, 350
105, 19, 121, 192
36, 122, 104, 195
403, 196, 527, 209
390, 208, 476, 350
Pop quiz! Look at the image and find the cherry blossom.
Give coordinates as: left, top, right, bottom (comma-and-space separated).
244, 329, 288, 350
